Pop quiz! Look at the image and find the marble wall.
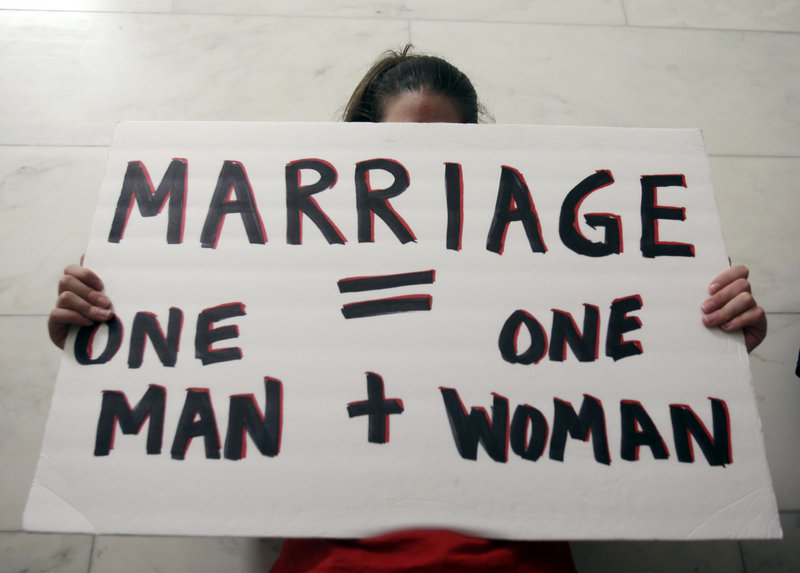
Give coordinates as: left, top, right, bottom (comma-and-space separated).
1, 1, 798, 571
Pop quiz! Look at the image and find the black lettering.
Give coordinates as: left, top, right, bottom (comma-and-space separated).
550, 395, 610, 464
670, 398, 731, 466
439, 388, 508, 462
224, 377, 283, 459
444, 162, 463, 251
355, 158, 415, 243
74, 316, 123, 365
510, 404, 549, 461
195, 303, 246, 366
549, 304, 600, 362
171, 388, 221, 460
559, 170, 622, 257
606, 295, 644, 361
486, 166, 546, 255
640, 174, 694, 258
200, 160, 266, 248
94, 385, 166, 456
498, 310, 548, 365
127, 307, 183, 368
108, 159, 187, 244
285, 159, 345, 245
620, 400, 669, 461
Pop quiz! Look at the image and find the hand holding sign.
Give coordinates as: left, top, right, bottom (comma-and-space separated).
702, 265, 767, 352
48, 263, 112, 349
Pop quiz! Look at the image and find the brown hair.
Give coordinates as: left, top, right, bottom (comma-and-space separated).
343, 45, 481, 123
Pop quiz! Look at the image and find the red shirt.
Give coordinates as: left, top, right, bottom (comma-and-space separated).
271, 530, 576, 572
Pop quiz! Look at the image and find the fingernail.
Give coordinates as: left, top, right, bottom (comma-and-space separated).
96, 294, 110, 307
98, 308, 112, 320
708, 282, 721, 294
701, 300, 715, 313
703, 314, 716, 327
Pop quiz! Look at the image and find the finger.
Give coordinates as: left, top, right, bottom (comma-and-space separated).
56, 290, 113, 322
722, 304, 766, 334
49, 307, 95, 328
61, 264, 105, 293
58, 272, 111, 309
708, 264, 749, 295
702, 291, 756, 328
47, 315, 68, 350
48, 307, 100, 350
702, 277, 751, 315
743, 309, 768, 353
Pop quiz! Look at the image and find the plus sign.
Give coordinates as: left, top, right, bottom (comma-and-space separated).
347, 372, 405, 444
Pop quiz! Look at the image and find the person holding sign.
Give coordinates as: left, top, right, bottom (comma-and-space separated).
47, 46, 768, 572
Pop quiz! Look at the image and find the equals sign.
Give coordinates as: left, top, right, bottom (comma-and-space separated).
337, 269, 436, 319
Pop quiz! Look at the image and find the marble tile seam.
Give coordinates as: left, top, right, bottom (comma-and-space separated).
0, 530, 95, 537
161, 15, 800, 36
0, 144, 108, 149
87, 534, 96, 573
623, 24, 800, 36
709, 154, 800, 160
738, 542, 748, 573
0, 314, 47, 317
181, 17, 631, 29
0, 8, 169, 15
401, 19, 800, 36
0, 9, 627, 28
418, 21, 800, 36
1, 8, 798, 35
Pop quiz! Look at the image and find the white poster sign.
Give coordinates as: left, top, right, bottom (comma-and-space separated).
25, 122, 780, 539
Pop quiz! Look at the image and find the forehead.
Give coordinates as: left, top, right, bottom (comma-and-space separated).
380, 91, 464, 123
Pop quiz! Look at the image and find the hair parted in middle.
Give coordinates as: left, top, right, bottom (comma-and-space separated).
343, 44, 483, 124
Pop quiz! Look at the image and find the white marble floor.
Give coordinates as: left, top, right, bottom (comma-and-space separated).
1, 1, 799, 571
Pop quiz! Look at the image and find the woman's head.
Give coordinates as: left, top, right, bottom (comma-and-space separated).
343, 45, 481, 124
